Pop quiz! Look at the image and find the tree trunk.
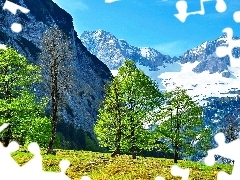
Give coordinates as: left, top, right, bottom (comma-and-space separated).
130, 116, 136, 159
129, 98, 137, 159
131, 132, 137, 160
47, 65, 58, 155
111, 144, 120, 157
2, 125, 11, 147
174, 106, 180, 163
111, 83, 122, 158
111, 126, 121, 157
131, 147, 136, 159
2, 84, 12, 147
174, 147, 178, 163
47, 102, 57, 154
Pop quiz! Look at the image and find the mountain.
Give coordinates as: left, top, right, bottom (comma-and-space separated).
179, 35, 240, 74
0, 0, 112, 136
80, 29, 240, 105
81, 30, 178, 71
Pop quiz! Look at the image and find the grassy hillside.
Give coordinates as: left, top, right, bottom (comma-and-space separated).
11, 148, 232, 180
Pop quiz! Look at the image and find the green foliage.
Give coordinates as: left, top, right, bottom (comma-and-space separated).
56, 119, 101, 151
53, 132, 61, 149
95, 60, 163, 158
84, 133, 100, 152
155, 87, 211, 161
0, 47, 51, 147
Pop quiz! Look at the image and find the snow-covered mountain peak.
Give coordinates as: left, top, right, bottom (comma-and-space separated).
140, 47, 162, 60
93, 29, 103, 37
81, 29, 240, 102
81, 29, 117, 44
81, 29, 175, 70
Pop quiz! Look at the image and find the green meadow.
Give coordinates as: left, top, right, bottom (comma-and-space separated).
11, 148, 232, 180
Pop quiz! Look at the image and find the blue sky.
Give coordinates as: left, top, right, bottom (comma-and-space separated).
53, 0, 240, 57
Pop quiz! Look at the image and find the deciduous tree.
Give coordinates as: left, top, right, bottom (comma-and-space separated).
0, 47, 51, 147
94, 77, 125, 157
95, 60, 163, 159
156, 87, 211, 163
39, 25, 75, 154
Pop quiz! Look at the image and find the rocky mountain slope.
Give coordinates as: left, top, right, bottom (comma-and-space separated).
0, 0, 112, 135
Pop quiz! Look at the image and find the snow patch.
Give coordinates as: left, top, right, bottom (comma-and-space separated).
140, 47, 150, 57
159, 62, 240, 103
136, 62, 181, 91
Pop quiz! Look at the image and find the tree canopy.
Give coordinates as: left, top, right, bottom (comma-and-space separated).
95, 60, 163, 159
0, 47, 51, 147
39, 25, 75, 153
155, 87, 211, 163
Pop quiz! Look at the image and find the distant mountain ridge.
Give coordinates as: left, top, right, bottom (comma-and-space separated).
80, 29, 240, 103
180, 35, 240, 75
81, 29, 240, 75
81, 29, 178, 71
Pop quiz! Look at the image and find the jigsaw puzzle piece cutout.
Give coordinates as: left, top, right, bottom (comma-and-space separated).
217, 171, 237, 180
204, 132, 240, 179
216, 28, 240, 67
0, 123, 21, 178
20, 144, 71, 180
216, 46, 228, 58
233, 11, 240, 23
215, 0, 227, 13
21, 142, 43, 177
3, 0, 30, 15
0, 141, 21, 179
41, 172, 71, 180
174, 0, 188, 22
0, 44, 7, 50
155, 176, 165, 180
0, 123, 9, 132
39, 159, 71, 180
175, 0, 227, 22
2, 0, 30, 32
0, 123, 75, 179
171, 165, 190, 180
81, 176, 92, 180
175, 0, 213, 22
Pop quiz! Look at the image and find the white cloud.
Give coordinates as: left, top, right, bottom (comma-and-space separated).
105, 0, 119, 3
152, 41, 188, 57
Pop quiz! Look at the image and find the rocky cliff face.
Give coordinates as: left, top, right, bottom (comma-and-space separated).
0, 0, 112, 135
